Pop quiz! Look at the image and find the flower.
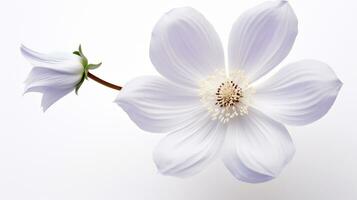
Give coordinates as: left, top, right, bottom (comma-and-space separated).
115, 1, 342, 183
21, 45, 101, 111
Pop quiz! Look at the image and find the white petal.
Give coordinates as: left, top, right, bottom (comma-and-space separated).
21, 45, 83, 74
223, 108, 295, 183
24, 67, 81, 92
115, 76, 203, 133
150, 7, 225, 88
26, 86, 73, 112
253, 60, 343, 126
153, 112, 226, 177
228, 1, 298, 83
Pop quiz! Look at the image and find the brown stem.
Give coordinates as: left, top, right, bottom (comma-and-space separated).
88, 72, 122, 91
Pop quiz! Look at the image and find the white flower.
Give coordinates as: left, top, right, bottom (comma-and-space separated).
21, 45, 101, 111
115, 1, 342, 183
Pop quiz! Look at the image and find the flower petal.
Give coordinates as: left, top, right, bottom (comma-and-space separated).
150, 7, 225, 88
252, 60, 343, 126
228, 1, 298, 83
223, 108, 295, 183
115, 76, 203, 133
21, 45, 83, 74
153, 112, 226, 177
25, 86, 73, 112
24, 67, 81, 92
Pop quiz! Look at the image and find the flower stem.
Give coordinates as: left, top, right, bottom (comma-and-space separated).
87, 72, 122, 91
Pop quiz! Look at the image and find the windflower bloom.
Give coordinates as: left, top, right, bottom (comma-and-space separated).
21, 45, 102, 111
115, 1, 342, 182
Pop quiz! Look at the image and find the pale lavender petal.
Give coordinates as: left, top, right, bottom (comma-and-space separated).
223, 108, 295, 183
21, 45, 83, 74
228, 1, 298, 83
115, 76, 204, 133
24, 67, 81, 92
252, 60, 343, 126
41, 88, 73, 112
25, 86, 73, 112
153, 112, 227, 177
150, 7, 225, 88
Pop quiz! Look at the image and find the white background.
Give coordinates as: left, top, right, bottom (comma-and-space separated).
0, 0, 356, 199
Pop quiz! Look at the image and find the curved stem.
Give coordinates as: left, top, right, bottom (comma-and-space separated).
88, 72, 122, 91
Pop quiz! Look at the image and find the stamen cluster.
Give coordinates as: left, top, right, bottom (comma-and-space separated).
199, 69, 253, 123
216, 81, 243, 107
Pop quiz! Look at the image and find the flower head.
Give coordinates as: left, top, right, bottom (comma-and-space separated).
115, 1, 342, 183
21, 45, 101, 111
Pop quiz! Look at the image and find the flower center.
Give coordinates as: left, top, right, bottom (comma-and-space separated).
215, 81, 243, 107
199, 69, 254, 123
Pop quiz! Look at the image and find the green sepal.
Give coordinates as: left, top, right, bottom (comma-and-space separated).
73, 51, 81, 56
87, 62, 102, 70
84, 68, 89, 80
75, 74, 86, 95
72, 45, 101, 94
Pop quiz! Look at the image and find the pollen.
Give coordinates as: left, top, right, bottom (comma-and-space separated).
215, 80, 243, 107
199, 69, 254, 123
